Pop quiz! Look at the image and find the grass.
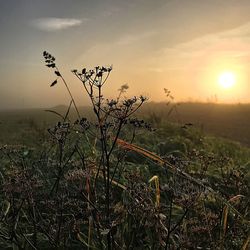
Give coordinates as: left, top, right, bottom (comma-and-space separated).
140, 102, 250, 146
2, 101, 250, 146
0, 53, 249, 249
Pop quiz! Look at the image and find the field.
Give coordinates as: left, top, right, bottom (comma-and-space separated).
2, 102, 250, 146
2, 1, 250, 248
140, 102, 250, 146
0, 102, 249, 249
1, 75, 250, 250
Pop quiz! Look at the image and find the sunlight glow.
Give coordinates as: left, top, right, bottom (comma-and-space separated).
218, 71, 236, 89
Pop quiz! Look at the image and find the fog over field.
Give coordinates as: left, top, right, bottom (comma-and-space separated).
2, 0, 250, 109
0, 1, 250, 249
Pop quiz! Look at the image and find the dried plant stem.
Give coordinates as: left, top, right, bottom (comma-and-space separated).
56, 66, 81, 119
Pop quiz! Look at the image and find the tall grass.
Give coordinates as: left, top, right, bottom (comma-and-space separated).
0, 52, 248, 249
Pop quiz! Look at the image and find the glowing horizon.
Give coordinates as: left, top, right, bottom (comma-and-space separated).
1, 1, 250, 109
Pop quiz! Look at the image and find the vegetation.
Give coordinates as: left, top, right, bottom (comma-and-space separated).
139, 101, 250, 147
3, 101, 250, 147
0, 52, 249, 249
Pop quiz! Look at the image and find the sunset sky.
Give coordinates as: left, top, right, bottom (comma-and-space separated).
1, 0, 250, 109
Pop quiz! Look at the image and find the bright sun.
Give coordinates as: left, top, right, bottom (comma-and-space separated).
218, 71, 236, 89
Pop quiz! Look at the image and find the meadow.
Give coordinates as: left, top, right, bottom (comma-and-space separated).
0, 52, 249, 249
1, 102, 250, 146
0, 102, 249, 249
140, 102, 250, 146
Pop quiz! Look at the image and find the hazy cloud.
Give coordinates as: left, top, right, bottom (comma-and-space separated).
220, 22, 250, 39
156, 22, 250, 62
31, 18, 84, 31
117, 31, 156, 45
141, 23, 250, 73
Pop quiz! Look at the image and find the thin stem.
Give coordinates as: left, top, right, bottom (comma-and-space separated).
56, 66, 81, 119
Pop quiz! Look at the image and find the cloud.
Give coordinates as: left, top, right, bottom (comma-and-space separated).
117, 31, 156, 45
159, 22, 250, 61
101, 6, 120, 17
142, 23, 250, 73
31, 18, 84, 31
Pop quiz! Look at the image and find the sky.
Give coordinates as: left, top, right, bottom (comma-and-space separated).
1, 0, 250, 109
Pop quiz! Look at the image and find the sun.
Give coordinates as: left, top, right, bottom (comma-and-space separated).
218, 71, 236, 89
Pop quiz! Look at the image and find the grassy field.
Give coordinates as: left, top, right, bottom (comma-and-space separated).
1, 102, 250, 193
0, 50, 248, 249
140, 102, 250, 146
1, 102, 250, 146
0, 102, 249, 249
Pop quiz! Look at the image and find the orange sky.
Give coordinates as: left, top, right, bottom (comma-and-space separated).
1, 0, 250, 109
